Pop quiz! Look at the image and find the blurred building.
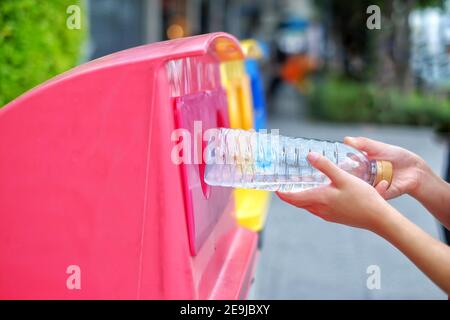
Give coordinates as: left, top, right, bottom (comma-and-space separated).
87, 0, 287, 59
88, 0, 161, 59
86, 0, 320, 117
410, 5, 450, 89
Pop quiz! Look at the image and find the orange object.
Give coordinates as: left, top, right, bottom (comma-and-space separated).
280, 54, 317, 84
373, 160, 393, 187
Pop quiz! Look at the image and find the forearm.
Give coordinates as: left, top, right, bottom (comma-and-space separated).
372, 206, 450, 295
411, 165, 450, 230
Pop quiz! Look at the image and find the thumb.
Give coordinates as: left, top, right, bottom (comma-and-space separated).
374, 180, 389, 198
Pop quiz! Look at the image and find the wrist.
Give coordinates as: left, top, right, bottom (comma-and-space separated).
409, 158, 434, 201
366, 199, 397, 235
369, 204, 403, 240
408, 164, 443, 204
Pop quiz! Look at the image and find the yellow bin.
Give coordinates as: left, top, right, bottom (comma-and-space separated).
220, 53, 271, 232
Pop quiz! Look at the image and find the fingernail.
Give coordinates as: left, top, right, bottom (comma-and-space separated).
346, 137, 361, 149
308, 151, 320, 162
345, 136, 356, 144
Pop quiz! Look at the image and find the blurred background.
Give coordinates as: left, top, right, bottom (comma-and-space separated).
1, 0, 450, 299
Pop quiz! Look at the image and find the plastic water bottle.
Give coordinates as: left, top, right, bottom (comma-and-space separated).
204, 128, 392, 192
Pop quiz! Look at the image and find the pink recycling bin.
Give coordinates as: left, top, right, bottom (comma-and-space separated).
0, 32, 258, 299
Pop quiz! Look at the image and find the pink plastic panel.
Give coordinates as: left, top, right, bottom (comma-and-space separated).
174, 89, 232, 254
167, 53, 235, 255
0, 64, 153, 298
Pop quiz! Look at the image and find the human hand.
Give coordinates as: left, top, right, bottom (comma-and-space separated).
344, 136, 428, 200
277, 152, 392, 232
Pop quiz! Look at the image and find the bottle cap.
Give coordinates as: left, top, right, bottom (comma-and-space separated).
374, 160, 393, 187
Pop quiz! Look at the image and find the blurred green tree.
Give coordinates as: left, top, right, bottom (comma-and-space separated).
0, 0, 86, 107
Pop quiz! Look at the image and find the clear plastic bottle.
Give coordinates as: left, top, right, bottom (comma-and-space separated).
204, 128, 392, 192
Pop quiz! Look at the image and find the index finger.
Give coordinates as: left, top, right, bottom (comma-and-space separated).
344, 136, 388, 157
307, 152, 347, 186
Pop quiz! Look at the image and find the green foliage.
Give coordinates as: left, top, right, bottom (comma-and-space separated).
0, 0, 86, 107
416, 0, 445, 8
309, 76, 450, 130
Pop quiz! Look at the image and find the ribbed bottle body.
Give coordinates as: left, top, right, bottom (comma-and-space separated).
204, 128, 376, 192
